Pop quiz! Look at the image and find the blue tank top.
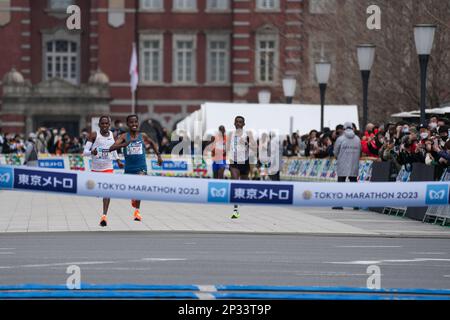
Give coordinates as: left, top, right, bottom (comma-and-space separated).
124, 133, 147, 174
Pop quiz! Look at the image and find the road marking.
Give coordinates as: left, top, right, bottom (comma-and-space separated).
0, 261, 115, 269
141, 258, 187, 262
0, 258, 188, 269
197, 285, 217, 292
195, 293, 216, 300
0, 252, 14, 255
0, 248, 15, 250
294, 272, 370, 277
335, 246, 402, 248
326, 258, 450, 265
444, 275, 450, 278
410, 252, 446, 255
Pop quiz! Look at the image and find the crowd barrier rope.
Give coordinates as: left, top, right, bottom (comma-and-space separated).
1, 164, 449, 208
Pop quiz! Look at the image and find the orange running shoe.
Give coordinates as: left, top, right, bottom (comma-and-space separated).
99, 214, 107, 227
131, 200, 138, 208
133, 209, 142, 222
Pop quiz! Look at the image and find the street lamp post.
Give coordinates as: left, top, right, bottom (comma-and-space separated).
414, 24, 436, 126
357, 44, 376, 131
315, 62, 331, 132
282, 77, 297, 104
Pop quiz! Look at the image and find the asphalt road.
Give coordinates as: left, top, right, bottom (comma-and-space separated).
0, 232, 449, 289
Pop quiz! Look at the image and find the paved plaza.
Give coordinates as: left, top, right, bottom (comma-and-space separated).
0, 190, 448, 237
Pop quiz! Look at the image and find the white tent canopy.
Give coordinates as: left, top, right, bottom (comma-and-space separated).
176, 102, 359, 138
391, 107, 449, 118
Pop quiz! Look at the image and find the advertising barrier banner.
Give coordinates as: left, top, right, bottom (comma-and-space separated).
0, 154, 414, 184
0, 165, 446, 208
280, 157, 375, 182
0, 154, 213, 177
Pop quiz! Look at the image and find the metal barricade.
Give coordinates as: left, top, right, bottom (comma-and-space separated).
423, 168, 450, 226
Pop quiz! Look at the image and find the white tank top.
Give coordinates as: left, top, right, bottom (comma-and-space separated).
229, 131, 250, 164
91, 130, 117, 171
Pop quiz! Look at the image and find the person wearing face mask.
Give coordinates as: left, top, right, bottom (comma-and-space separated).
418, 124, 430, 142
366, 132, 385, 158
428, 115, 438, 132
332, 122, 361, 210
35, 127, 49, 153
24, 133, 39, 167
438, 125, 449, 147
79, 129, 89, 147
401, 125, 410, 136
47, 128, 59, 154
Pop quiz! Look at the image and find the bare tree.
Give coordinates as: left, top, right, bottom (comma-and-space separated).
301, 0, 450, 124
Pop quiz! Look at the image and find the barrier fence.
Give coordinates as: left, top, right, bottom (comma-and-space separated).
0, 154, 212, 178
423, 168, 450, 225
280, 157, 375, 182
1, 164, 450, 208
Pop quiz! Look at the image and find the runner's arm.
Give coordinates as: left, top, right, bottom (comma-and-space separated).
143, 133, 163, 165
108, 133, 129, 152
110, 146, 124, 169
83, 132, 97, 156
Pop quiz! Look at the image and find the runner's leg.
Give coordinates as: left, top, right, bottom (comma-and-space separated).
103, 198, 110, 215
230, 166, 241, 218
217, 166, 225, 179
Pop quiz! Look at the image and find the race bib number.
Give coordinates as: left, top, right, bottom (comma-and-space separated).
127, 143, 143, 155
97, 147, 110, 160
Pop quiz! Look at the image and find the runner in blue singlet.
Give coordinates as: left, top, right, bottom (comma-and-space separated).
109, 114, 162, 222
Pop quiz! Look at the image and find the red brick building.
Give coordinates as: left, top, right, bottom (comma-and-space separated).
0, 0, 306, 137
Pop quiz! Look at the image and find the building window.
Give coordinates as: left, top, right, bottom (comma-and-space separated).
206, 0, 229, 10
48, 0, 73, 10
45, 40, 78, 84
256, 35, 278, 83
173, 0, 197, 10
309, 0, 337, 14
173, 35, 196, 83
141, 0, 163, 10
140, 35, 163, 83
207, 35, 229, 83
256, 0, 279, 10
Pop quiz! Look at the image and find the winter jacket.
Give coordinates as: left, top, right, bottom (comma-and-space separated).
334, 129, 361, 177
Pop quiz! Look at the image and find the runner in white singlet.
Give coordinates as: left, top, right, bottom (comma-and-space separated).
83, 116, 123, 227
227, 116, 257, 219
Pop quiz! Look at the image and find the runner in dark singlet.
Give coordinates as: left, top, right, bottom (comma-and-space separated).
109, 114, 163, 222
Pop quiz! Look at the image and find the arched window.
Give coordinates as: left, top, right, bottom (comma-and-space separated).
45, 40, 78, 84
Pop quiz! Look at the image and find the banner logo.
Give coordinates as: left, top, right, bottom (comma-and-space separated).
0, 167, 13, 189
230, 183, 293, 204
151, 160, 188, 171
302, 190, 313, 200
208, 182, 229, 203
86, 180, 96, 190
38, 159, 65, 169
14, 168, 77, 194
425, 185, 448, 205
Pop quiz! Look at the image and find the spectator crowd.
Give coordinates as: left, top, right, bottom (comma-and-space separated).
2, 115, 450, 175
281, 115, 450, 175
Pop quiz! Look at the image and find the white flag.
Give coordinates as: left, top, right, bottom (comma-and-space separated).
129, 42, 138, 92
